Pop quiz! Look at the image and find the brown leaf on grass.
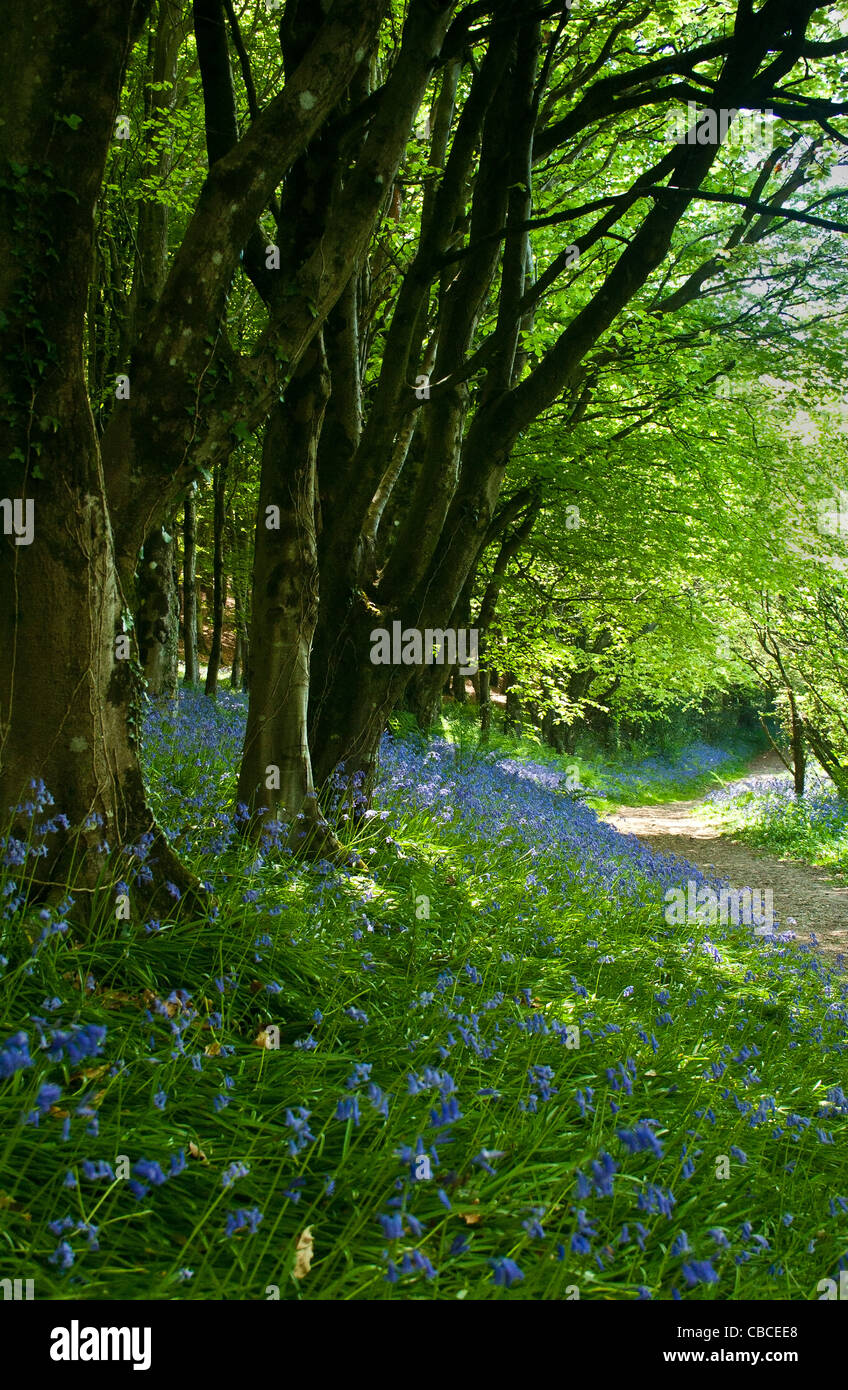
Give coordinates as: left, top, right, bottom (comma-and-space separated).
143, 988, 181, 1018
72, 1063, 111, 1084
188, 1141, 209, 1163
98, 988, 141, 1011
292, 1227, 314, 1280
0, 1191, 31, 1220
204, 1041, 222, 1057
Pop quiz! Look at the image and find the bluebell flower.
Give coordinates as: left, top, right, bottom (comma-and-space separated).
617, 1123, 664, 1159
226, 1207, 263, 1236
490, 1257, 524, 1287
335, 1096, 361, 1127
48, 1241, 75, 1270
378, 1213, 404, 1240
523, 1218, 545, 1239
133, 1159, 167, 1186
682, 1260, 719, 1287
0, 1031, 32, 1078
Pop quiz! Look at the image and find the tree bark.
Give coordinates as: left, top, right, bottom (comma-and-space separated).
236, 340, 331, 841
204, 458, 228, 699
182, 489, 199, 684
788, 690, 806, 798
0, 0, 199, 911
231, 630, 243, 691
136, 523, 179, 698
479, 669, 493, 743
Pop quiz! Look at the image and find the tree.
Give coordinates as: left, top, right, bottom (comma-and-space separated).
0, 0, 411, 905
298, 0, 848, 795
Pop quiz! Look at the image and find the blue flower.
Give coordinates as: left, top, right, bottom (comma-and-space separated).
617, 1123, 664, 1158
490, 1257, 524, 1287
472, 1149, 505, 1176
335, 1096, 361, 1127
523, 1218, 545, 1239
45, 1023, 106, 1066
681, 1260, 719, 1287
48, 1240, 75, 1270
225, 1207, 263, 1236
81, 1159, 115, 1182
133, 1159, 168, 1186
378, 1213, 404, 1240
0, 1031, 32, 1079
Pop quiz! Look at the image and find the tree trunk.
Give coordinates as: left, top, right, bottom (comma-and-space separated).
479, 669, 492, 743
196, 582, 208, 657
182, 489, 199, 684
239, 629, 250, 694
204, 459, 227, 699
0, 0, 199, 912
504, 688, 523, 735
405, 674, 444, 732
136, 524, 179, 698
788, 691, 806, 798
803, 722, 848, 799
309, 618, 397, 799
228, 507, 250, 693
121, 0, 182, 705
231, 630, 243, 691
236, 340, 333, 844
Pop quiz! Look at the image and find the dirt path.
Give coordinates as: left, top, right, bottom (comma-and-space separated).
603, 751, 848, 963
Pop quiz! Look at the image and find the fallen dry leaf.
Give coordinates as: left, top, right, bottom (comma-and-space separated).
293, 1227, 314, 1280
143, 988, 181, 1018
0, 1192, 31, 1221
98, 988, 140, 1011
71, 1063, 111, 1084
188, 1141, 209, 1163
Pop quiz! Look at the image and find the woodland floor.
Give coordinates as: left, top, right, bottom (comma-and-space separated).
603, 751, 848, 963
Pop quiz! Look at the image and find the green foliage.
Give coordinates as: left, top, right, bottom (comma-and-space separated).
1, 717, 846, 1299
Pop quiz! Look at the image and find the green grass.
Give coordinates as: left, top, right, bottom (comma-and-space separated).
708, 777, 848, 877
0, 706, 846, 1301
424, 705, 759, 811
